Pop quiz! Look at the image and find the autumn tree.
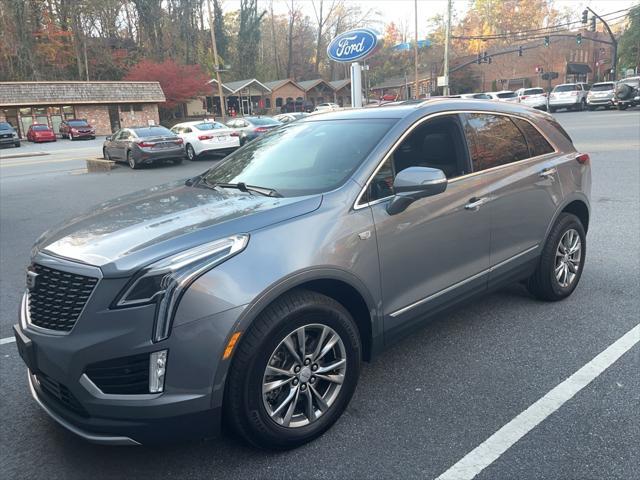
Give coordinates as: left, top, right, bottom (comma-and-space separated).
124, 59, 210, 117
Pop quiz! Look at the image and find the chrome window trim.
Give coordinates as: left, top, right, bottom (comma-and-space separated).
389, 244, 539, 317
353, 110, 560, 210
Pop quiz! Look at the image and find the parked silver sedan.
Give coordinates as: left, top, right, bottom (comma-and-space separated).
103, 126, 186, 169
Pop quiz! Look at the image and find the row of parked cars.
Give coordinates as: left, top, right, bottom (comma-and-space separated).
0, 118, 96, 147
102, 113, 314, 169
454, 76, 640, 112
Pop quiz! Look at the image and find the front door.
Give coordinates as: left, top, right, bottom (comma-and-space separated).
460, 113, 564, 287
366, 114, 492, 339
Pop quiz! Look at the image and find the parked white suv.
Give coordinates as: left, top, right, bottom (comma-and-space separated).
586, 82, 616, 110
549, 83, 590, 112
170, 120, 240, 160
314, 102, 341, 112
515, 87, 547, 110
485, 91, 519, 102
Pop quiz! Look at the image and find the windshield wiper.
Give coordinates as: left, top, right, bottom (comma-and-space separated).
197, 178, 282, 197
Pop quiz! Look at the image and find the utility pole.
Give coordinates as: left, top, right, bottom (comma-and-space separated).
586, 7, 618, 81
414, 0, 419, 99
443, 0, 452, 95
207, 0, 226, 121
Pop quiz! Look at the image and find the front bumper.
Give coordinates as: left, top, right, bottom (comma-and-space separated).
0, 136, 19, 145
15, 266, 245, 445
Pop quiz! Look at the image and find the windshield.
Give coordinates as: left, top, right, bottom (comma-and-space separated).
249, 117, 281, 126
0, 122, 12, 130
201, 119, 396, 197
496, 92, 517, 98
591, 83, 614, 91
32, 125, 49, 131
133, 126, 173, 137
553, 85, 577, 92
523, 88, 544, 95
67, 120, 89, 127
620, 79, 640, 87
194, 122, 225, 130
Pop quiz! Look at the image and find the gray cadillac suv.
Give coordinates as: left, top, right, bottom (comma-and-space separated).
14, 100, 591, 449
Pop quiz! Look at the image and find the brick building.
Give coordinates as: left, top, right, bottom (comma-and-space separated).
0, 81, 165, 137
330, 79, 352, 107
263, 79, 306, 111
466, 31, 615, 92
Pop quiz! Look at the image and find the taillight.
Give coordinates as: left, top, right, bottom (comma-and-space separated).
575, 153, 590, 164
175, 138, 184, 145
521, 95, 529, 100
230, 132, 240, 137
138, 141, 154, 148
255, 127, 269, 133
198, 135, 214, 140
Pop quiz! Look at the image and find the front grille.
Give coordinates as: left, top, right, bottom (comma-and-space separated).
35, 372, 89, 417
28, 264, 98, 332
85, 353, 150, 394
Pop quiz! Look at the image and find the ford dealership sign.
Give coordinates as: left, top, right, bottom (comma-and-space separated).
327, 28, 382, 63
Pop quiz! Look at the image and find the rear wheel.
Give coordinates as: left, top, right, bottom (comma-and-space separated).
225, 289, 361, 450
186, 144, 196, 161
618, 104, 628, 110
527, 213, 586, 301
127, 151, 138, 169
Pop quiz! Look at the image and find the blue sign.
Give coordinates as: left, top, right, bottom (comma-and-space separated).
327, 28, 382, 63
392, 39, 432, 52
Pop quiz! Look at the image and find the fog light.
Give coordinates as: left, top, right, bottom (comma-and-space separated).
149, 350, 168, 393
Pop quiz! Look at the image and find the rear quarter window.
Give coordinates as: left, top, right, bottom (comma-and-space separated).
512, 118, 555, 157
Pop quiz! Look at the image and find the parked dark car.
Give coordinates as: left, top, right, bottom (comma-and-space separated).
26, 124, 57, 143
613, 76, 640, 110
225, 116, 282, 145
103, 126, 185, 169
281, 99, 314, 113
0, 121, 20, 148
59, 119, 96, 140
15, 100, 590, 449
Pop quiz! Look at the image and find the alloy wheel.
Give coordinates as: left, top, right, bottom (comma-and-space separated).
127, 152, 135, 169
555, 228, 582, 288
262, 324, 347, 428
187, 144, 195, 160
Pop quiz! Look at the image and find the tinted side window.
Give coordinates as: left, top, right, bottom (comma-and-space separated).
512, 118, 554, 157
464, 113, 529, 172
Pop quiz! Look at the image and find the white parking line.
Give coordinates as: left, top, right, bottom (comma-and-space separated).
436, 323, 640, 480
0, 336, 16, 345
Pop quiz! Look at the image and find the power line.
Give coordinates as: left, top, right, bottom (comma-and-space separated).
451, 8, 631, 41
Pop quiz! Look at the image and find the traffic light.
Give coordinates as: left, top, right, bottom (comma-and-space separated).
590, 16, 596, 32
544, 36, 550, 47
582, 9, 588, 24
576, 33, 582, 45
518, 46, 523, 57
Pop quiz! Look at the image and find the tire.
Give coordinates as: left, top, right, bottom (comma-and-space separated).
225, 289, 361, 450
587, 106, 595, 111
617, 104, 628, 110
186, 144, 196, 161
69, 133, 74, 141
527, 213, 586, 302
15, 142, 20, 148
103, 148, 111, 160
127, 151, 138, 169
580, 99, 587, 111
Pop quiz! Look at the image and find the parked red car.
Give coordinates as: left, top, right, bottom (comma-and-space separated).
59, 119, 96, 140
26, 124, 57, 143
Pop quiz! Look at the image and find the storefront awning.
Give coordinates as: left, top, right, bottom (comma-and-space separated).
566, 63, 592, 75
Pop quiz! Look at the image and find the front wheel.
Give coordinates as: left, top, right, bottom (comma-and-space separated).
527, 213, 586, 301
225, 290, 361, 450
617, 104, 628, 110
103, 147, 111, 160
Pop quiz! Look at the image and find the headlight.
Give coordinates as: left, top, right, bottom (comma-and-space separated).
115, 234, 249, 342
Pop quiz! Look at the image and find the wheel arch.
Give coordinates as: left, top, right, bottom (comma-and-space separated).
561, 199, 590, 232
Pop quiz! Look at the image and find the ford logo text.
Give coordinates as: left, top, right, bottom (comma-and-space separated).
327, 28, 382, 63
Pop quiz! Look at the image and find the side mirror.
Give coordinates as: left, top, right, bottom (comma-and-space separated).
105, 135, 112, 141
387, 166, 448, 215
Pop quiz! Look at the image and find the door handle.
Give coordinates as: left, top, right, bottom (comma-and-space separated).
539, 167, 557, 178
464, 197, 489, 211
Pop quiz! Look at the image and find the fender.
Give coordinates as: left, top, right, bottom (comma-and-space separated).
209, 267, 383, 409
543, 192, 591, 242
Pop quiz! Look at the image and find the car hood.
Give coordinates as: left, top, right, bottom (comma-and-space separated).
35, 180, 322, 277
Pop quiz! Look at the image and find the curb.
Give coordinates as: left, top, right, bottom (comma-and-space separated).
0, 152, 49, 160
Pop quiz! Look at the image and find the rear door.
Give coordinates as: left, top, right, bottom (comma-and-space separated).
461, 113, 563, 287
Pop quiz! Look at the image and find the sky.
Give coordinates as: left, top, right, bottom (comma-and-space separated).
224, 0, 638, 39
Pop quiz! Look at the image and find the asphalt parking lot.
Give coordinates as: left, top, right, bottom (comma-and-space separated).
0, 109, 638, 479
